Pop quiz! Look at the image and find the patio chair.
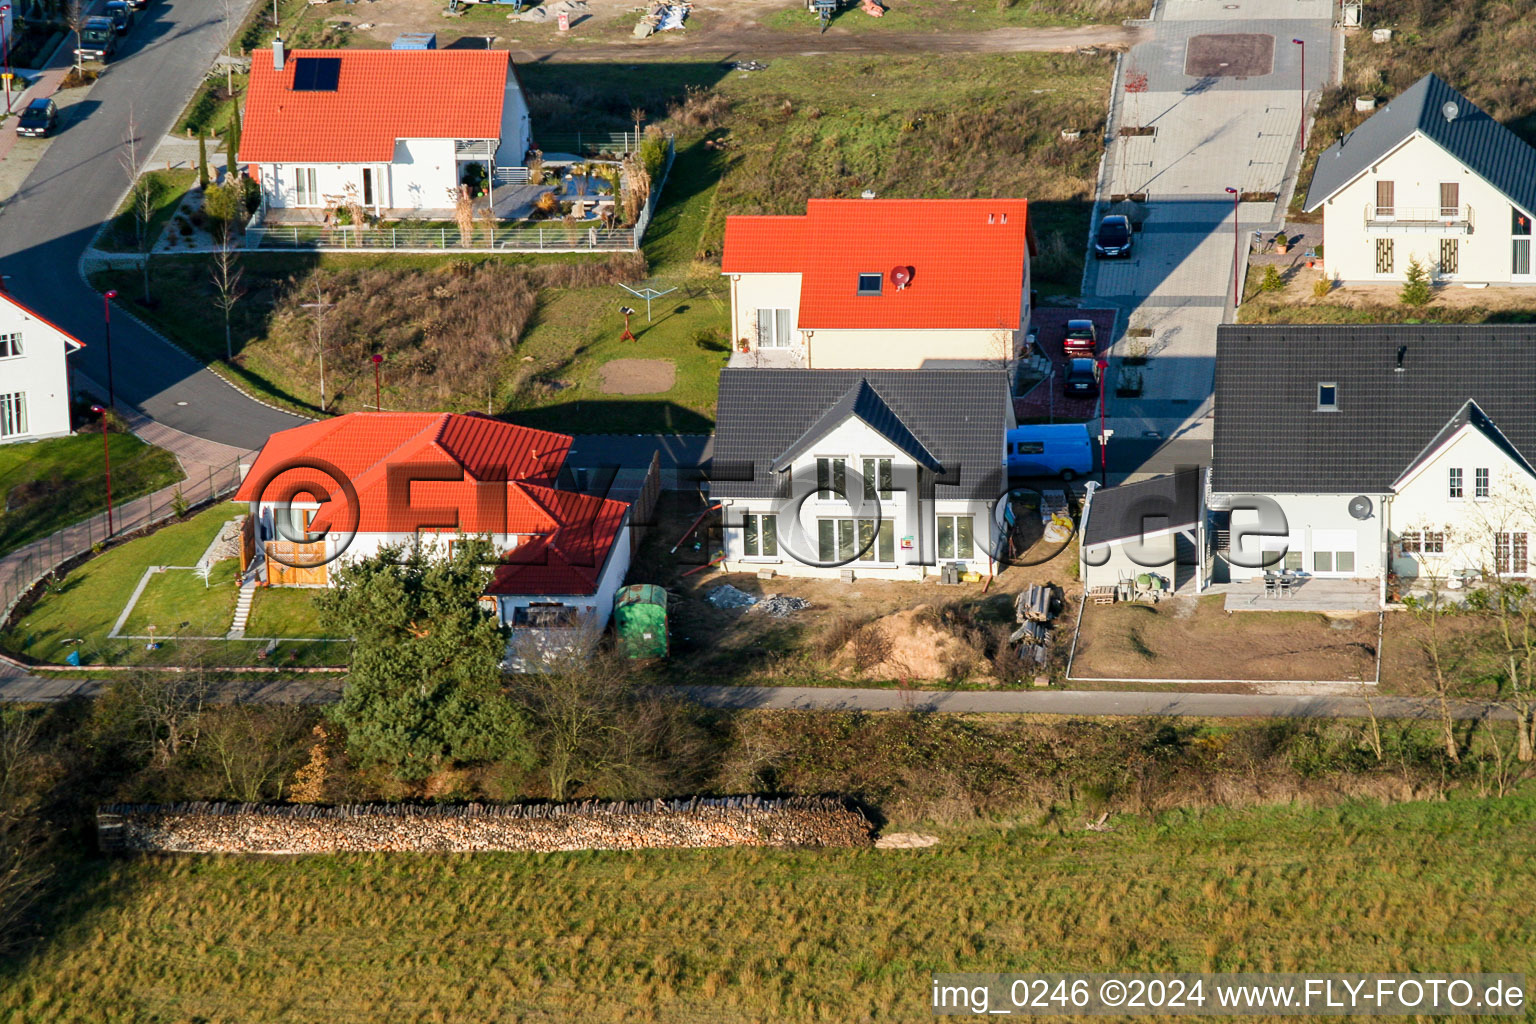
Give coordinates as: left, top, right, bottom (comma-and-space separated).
1276, 572, 1295, 598
1263, 572, 1279, 597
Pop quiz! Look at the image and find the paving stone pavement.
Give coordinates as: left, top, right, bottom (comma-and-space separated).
1085, 0, 1336, 477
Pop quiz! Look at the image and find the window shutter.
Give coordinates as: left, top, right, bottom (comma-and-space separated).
1375, 180, 1394, 213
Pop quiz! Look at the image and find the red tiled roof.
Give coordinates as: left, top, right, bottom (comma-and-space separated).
238, 48, 510, 164
720, 215, 809, 274
485, 485, 629, 596
234, 412, 627, 595
721, 198, 1034, 331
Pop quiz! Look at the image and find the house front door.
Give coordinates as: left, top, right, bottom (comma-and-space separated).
362, 168, 374, 207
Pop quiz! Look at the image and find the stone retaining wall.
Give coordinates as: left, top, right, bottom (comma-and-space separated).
97, 796, 873, 855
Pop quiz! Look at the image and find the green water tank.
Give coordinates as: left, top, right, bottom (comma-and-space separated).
614, 583, 668, 659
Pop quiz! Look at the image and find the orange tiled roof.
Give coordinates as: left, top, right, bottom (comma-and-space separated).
721, 198, 1034, 331
238, 48, 510, 164
234, 412, 627, 595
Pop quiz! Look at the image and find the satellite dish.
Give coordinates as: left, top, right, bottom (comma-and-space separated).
1348, 495, 1374, 520
889, 265, 913, 290
1442, 101, 1459, 122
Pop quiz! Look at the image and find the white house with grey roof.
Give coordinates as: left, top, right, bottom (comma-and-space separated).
710, 368, 1013, 580
1210, 325, 1536, 602
1303, 74, 1536, 286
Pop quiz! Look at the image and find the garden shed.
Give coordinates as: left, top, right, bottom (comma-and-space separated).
614, 584, 668, 658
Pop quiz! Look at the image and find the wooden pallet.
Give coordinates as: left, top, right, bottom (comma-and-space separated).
1089, 585, 1116, 605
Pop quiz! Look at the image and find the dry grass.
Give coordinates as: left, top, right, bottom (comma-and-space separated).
1073, 596, 1378, 682
1239, 263, 1536, 324
5, 792, 1534, 1021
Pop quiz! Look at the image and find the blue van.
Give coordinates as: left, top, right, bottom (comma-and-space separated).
1006, 423, 1095, 481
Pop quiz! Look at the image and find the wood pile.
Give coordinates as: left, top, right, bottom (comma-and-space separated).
97, 797, 874, 855
1011, 583, 1064, 665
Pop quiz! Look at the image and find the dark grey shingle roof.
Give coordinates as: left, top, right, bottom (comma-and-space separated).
1303, 73, 1536, 215
771, 378, 942, 473
1083, 470, 1201, 547
712, 368, 1009, 501
1212, 325, 1536, 494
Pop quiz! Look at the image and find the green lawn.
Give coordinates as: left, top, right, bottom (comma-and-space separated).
761, 0, 1150, 35
117, 559, 241, 638
5, 505, 233, 662
4, 792, 1532, 1022
0, 433, 183, 557
97, 169, 198, 254
246, 586, 348, 640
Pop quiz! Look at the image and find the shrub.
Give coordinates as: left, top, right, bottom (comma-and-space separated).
1312, 276, 1333, 299
1401, 256, 1433, 308
1259, 265, 1285, 293
532, 191, 560, 217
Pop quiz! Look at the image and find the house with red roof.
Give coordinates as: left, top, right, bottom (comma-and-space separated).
0, 289, 84, 444
721, 198, 1036, 370
232, 412, 632, 652
238, 42, 531, 218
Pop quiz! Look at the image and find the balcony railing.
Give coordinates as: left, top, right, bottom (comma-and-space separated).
1364, 204, 1475, 232
455, 139, 497, 156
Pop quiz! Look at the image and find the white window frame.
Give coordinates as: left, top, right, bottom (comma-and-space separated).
1475, 467, 1490, 500
294, 167, 319, 207
1316, 382, 1338, 412
936, 514, 975, 562
1311, 529, 1358, 576
755, 308, 792, 349
818, 516, 895, 564
0, 332, 22, 359
815, 456, 847, 502
1448, 467, 1464, 500
0, 391, 25, 438
861, 457, 893, 501
741, 512, 779, 560
1496, 532, 1529, 576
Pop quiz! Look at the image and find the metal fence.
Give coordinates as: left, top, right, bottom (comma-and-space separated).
246, 137, 678, 254
534, 131, 641, 157
0, 455, 248, 628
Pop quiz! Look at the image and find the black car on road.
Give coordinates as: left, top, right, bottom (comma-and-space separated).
1062, 357, 1102, 399
15, 98, 57, 138
1093, 214, 1133, 259
74, 16, 116, 61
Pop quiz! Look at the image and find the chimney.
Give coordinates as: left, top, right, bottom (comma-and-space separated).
273, 36, 285, 72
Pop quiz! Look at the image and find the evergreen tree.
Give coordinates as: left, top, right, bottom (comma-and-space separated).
196, 130, 210, 190
1401, 256, 1433, 309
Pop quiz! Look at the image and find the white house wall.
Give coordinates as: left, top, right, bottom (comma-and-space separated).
807, 328, 1020, 369
262, 161, 390, 211
1387, 425, 1536, 578
494, 70, 532, 167
1225, 493, 1385, 580
0, 304, 75, 444
1321, 133, 1535, 285
388, 138, 459, 210
716, 415, 1002, 580
730, 273, 804, 357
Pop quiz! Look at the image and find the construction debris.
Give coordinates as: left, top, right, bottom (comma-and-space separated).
875, 832, 940, 849
706, 584, 758, 610
751, 594, 810, 617
723, 59, 767, 71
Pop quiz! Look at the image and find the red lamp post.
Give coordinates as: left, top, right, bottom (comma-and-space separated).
371, 353, 383, 409
1, 6, 13, 116
1225, 187, 1241, 307
90, 404, 114, 536
1097, 357, 1110, 485
103, 289, 118, 411
1292, 38, 1306, 152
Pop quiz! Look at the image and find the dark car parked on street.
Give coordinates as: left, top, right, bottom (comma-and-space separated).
14, 98, 58, 138
1063, 357, 1102, 399
1093, 214, 1134, 259
104, 0, 133, 33
74, 16, 117, 61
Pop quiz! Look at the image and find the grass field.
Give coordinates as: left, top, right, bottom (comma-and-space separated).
4, 505, 348, 668
96, 170, 198, 254
0, 433, 183, 558
4, 793, 1533, 1021
246, 586, 347, 640
117, 559, 241, 638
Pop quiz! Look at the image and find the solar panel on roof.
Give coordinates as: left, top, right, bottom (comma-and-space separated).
291, 56, 341, 92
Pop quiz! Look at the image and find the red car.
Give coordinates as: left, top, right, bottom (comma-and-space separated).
1064, 319, 1097, 359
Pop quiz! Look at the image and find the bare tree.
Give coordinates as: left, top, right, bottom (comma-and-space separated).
202, 704, 314, 802
0, 708, 46, 956
114, 670, 212, 768
118, 108, 157, 304
65, 0, 85, 73
210, 229, 246, 362
1398, 553, 1463, 764
300, 283, 335, 412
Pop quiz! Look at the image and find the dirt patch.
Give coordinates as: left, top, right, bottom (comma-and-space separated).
598, 358, 676, 394
1184, 33, 1274, 79
1072, 595, 1377, 682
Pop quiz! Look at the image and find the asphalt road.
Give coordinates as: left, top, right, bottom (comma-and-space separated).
0, 0, 308, 446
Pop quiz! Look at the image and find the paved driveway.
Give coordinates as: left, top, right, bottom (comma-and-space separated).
1084, 0, 1335, 476
0, 0, 309, 447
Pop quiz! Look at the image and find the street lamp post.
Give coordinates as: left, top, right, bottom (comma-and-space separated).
102, 289, 118, 411
1, 6, 13, 116
1098, 358, 1110, 485
1292, 38, 1306, 152
371, 353, 383, 409
91, 405, 114, 536
1225, 187, 1241, 307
